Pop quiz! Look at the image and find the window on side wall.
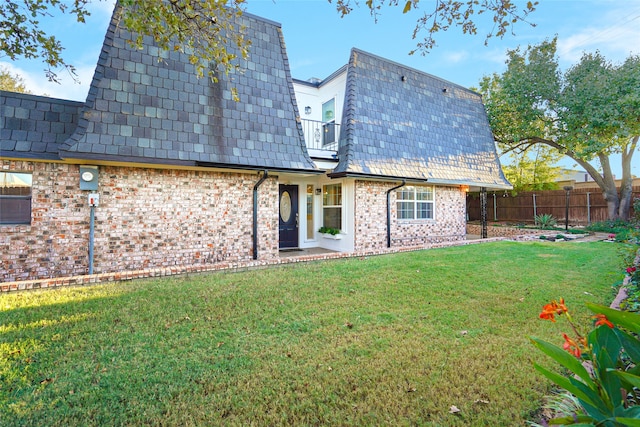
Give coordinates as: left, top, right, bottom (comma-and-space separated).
0, 172, 33, 225
322, 183, 342, 230
397, 186, 434, 220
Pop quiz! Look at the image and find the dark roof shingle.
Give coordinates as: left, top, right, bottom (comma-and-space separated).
330, 49, 511, 189
58, 8, 317, 173
0, 91, 82, 161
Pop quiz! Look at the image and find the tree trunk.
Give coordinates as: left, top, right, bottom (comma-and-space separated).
599, 154, 621, 220
520, 137, 637, 221
618, 136, 639, 220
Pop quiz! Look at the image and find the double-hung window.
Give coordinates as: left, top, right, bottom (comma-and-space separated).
397, 186, 434, 220
0, 172, 32, 225
322, 183, 342, 230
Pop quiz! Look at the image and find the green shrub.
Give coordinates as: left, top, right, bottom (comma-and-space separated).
586, 219, 633, 234
318, 226, 341, 235
535, 213, 557, 229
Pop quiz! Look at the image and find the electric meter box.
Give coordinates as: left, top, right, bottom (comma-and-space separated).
79, 166, 99, 191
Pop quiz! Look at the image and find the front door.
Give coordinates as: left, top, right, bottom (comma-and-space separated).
279, 185, 299, 249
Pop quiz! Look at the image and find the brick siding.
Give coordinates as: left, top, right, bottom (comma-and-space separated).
1, 160, 278, 281
354, 180, 466, 250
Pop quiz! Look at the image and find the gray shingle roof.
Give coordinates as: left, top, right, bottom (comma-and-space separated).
0, 91, 82, 161
330, 49, 511, 189
58, 7, 317, 172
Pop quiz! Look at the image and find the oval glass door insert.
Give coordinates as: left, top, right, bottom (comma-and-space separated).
280, 191, 292, 222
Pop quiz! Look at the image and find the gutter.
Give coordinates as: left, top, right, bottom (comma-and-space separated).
386, 180, 406, 248
253, 170, 269, 260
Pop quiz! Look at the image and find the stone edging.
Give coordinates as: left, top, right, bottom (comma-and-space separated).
2, 237, 508, 292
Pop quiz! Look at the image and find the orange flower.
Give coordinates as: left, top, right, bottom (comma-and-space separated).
539, 299, 569, 322
593, 314, 614, 328
556, 298, 568, 314
562, 333, 582, 358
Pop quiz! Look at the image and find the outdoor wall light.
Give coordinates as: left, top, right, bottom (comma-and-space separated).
304, 106, 312, 115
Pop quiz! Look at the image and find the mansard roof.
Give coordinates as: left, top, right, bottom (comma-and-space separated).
2, 7, 317, 173
60, 8, 317, 172
0, 91, 82, 161
330, 49, 511, 189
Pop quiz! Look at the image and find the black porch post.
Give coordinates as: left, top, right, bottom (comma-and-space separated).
480, 187, 487, 239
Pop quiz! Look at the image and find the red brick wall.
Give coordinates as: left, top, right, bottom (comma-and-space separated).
1, 160, 278, 281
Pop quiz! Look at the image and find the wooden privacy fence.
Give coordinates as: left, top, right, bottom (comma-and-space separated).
466, 187, 640, 225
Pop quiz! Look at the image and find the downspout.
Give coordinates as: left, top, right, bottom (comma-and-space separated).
252, 170, 269, 260
386, 180, 406, 248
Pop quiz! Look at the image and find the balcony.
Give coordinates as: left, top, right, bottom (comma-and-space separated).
299, 119, 340, 156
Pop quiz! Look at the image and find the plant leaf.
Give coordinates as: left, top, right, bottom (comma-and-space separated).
610, 370, 640, 389
547, 415, 596, 426
590, 326, 622, 406
614, 418, 640, 426
533, 363, 602, 411
615, 328, 640, 363
530, 337, 595, 386
587, 303, 640, 334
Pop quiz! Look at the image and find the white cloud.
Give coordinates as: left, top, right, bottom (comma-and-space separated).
0, 61, 94, 101
442, 50, 469, 64
557, 5, 640, 64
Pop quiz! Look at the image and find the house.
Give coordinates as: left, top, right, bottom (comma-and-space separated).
0, 7, 510, 282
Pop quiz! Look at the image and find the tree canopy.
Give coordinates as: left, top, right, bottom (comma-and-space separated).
1, 0, 537, 83
501, 145, 561, 193
479, 38, 640, 219
0, 67, 31, 93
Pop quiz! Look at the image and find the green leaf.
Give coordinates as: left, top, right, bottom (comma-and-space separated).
587, 303, 640, 334
530, 337, 595, 385
610, 370, 640, 389
620, 405, 640, 418
547, 415, 595, 425
615, 328, 640, 363
614, 418, 640, 426
533, 363, 602, 411
590, 326, 622, 406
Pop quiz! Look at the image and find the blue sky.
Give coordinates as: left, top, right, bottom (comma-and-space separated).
2, 0, 640, 176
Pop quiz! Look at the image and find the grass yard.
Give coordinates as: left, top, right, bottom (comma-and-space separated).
0, 241, 624, 426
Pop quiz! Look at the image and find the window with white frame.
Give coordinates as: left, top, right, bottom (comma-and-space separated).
397, 186, 434, 220
322, 183, 342, 230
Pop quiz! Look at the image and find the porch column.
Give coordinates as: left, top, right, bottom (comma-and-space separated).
480, 187, 487, 239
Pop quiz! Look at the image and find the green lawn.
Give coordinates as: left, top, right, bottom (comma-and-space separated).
0, 241, 624, 426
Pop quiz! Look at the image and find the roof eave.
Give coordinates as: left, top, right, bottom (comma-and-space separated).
196, 161, 324, 175
326, 171, 429, 183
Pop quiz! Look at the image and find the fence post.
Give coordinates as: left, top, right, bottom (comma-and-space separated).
587, 192, 591, 226
533, 193, 537, 225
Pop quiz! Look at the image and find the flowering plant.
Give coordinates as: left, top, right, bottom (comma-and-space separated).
531, 299, 640, 425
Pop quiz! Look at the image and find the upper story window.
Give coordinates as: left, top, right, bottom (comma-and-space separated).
397, 186, 434, 220
322, 183, 342, 230
0, 172, 32, 225
322, 98, 336, 145
322, 98, 335, 122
